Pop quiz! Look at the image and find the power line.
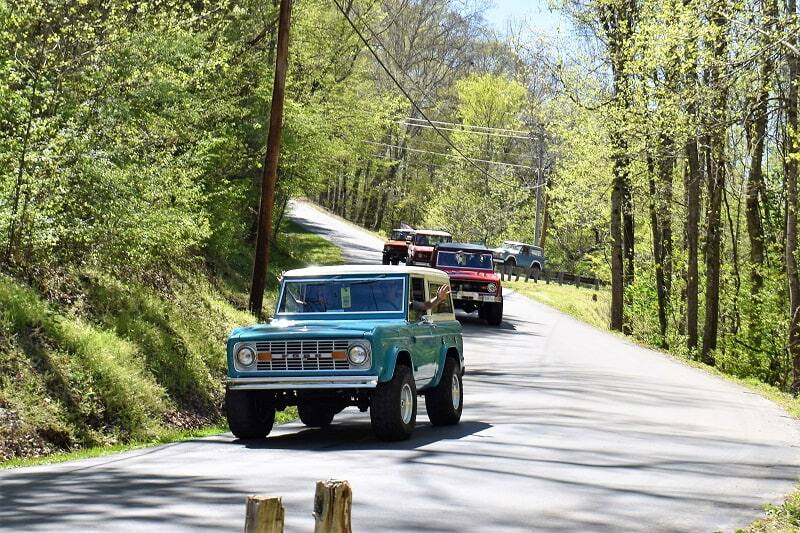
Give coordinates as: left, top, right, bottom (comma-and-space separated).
331, 0, 517, 188
403, 117, 538, 137
398, 120, 534, 141
402, 136, 534, 162
365, 141, 537, 171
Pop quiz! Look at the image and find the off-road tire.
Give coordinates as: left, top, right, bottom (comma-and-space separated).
382, 255, 390, 265
370, 365, 417, 441
425, 358, 463, 426
225, 389, 275, 440
485, 302, 503, 326
504, 257, 516, 267
391, 258, 400, 265
531, 263, 542, 280
297, 402, 336, 428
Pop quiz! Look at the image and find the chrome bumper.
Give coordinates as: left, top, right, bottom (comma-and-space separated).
226, 375, 378, 391
453, 291, 502, 303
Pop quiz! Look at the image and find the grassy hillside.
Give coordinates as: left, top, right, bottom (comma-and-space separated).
0, 221, 341, 463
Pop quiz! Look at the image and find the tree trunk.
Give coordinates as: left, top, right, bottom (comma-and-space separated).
744, 0, 776, 293
600, 0, 636, 333
701, 1, 729, 364
786, 0, 800, 393
611, 142, 626, 331
648, 157, 668, 344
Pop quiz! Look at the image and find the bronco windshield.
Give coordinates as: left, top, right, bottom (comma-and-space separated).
277, 277, 406, 315
414, 234, 452, 246
436, 251, 494, 270
390, 229, 413, 241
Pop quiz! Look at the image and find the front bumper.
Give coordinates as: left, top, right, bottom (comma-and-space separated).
226, 375, 378, 391
453, 291, 502, 303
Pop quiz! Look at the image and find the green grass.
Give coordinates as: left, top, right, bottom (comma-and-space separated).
0, 221, 340, 467
506, 280, 611, 331
508, 279, 800, 532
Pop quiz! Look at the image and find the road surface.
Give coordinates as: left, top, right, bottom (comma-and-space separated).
1, 199, 799, 532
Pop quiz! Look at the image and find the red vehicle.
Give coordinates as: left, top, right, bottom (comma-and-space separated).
432, 242, 503, 326
407, 230, 452, 266
382, 228, 415, 265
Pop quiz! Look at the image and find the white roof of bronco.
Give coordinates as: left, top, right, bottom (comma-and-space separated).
283, 264, 450, 283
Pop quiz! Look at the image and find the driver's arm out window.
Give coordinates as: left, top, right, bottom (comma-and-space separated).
409, 277, 426, 322
428, 282, 453, 316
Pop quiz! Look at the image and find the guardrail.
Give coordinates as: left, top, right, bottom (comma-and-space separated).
495, 264, 601, 291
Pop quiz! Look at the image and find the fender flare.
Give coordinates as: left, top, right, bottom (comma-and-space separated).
431, 344, 461, 387
379, 345, 415, 383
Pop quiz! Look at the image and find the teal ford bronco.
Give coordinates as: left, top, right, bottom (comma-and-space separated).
225, 265, 464, 441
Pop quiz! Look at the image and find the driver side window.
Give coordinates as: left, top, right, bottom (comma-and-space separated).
409, 276, 427, 322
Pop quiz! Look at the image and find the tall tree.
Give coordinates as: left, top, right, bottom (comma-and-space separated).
701, 0, 730, 362
786, 0, 800, 392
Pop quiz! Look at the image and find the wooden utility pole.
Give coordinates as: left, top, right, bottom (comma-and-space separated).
249, 0, 293, 318
533, 124, 546, 247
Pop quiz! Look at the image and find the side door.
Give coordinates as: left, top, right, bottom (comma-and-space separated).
519, 246, 534, 269
408, 276, 438, 386
423, 277, 455, 386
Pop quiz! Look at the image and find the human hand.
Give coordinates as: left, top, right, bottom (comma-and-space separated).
437, 284, 451, 302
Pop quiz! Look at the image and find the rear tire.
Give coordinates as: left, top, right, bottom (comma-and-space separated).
382, 255, 390, 265
226, 389, 275, 440
531, 263, 542, 280
391, 258, 400, 265
370, 365, 417, 441
298, 402, 336, 428
425, 358, 463, 426
485, 302, 503, 326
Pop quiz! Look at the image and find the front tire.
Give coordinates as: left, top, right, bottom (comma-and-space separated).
370, 365, 417, 441
226, 389, 276, 440
298, 402, 336, 428
485, 302, 503, 326
425, 358, 463, 426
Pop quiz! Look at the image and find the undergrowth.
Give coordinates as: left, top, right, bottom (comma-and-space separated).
0, 220, 341, 464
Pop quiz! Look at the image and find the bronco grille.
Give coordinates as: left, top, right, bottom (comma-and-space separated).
452, 281, 489, 293
254, 339, 354, 371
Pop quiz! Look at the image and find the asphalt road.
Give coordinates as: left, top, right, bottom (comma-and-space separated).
2, 199, 799, 532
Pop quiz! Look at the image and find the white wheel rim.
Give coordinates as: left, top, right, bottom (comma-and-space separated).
400, 383, 414, 424
451, 374, 461, 410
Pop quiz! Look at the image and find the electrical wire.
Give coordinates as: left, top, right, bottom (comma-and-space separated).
403, 117, 538, 136
365, 141, 537, 171
331, 0, 520, 188
398, 120, 535, 141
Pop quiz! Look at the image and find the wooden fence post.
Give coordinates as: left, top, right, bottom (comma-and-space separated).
245, 496, 284, 533
545, 270, 550, 284
558, 271, 564, 285
594, 278, 600, 290
314, 480, 352, 533
524, 267, 531, 283
514, 267, 521, 282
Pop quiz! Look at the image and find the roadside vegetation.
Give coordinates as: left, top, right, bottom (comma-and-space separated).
0, 222, 340, 464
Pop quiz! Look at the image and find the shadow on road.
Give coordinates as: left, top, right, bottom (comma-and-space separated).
230, 420, 492, 452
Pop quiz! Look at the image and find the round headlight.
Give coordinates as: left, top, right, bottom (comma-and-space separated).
486, 283, 497, 293
347, 344, 369, 365
236, 346, 256, 367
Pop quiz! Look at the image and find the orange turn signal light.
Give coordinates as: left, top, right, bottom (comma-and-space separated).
331, 350, 347, 360
257, 352, 272, 362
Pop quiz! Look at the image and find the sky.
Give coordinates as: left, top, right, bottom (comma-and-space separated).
483, 0, 569, 37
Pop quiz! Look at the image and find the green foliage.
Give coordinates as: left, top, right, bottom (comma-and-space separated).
0, 219, 337, 462
425, 74, 531, 244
